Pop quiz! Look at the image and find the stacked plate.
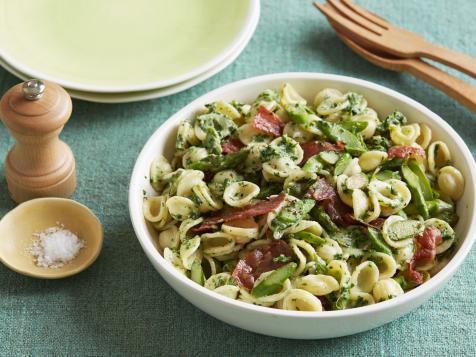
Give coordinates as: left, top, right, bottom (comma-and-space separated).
0, 0, 260, 103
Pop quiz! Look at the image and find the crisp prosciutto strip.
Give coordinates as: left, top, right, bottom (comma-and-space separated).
251, 106, 284, 137
191, 193, 285, 233
388, 145, 425, 159
222, 137, 244, 154
406, 227, 443, 284
300, 141, 345, 164
306, 178, 336, 202
232, 240, 292, 289
306, 178, 357, 226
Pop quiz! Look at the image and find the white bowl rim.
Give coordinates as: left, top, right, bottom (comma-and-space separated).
129, 72, 476, 318
0, 0, 260, 93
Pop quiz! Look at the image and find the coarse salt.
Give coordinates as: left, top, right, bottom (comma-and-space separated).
30, 225, 85, 268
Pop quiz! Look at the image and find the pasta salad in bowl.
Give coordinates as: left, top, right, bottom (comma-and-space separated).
129, 73, 476, 338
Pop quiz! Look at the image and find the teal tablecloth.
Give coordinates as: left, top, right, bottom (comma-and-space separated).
1, 1, 475, 355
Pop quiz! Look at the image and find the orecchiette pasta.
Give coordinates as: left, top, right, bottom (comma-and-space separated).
150, 155, 173, 192
372, 278, 404, 302
437, 166, 464, 200
350, 261, 379, 293
143, 195, 171, 229
277, 289, 323, 311
222, 218, 259, 244
358, 150, 388, 172
390, 123, 421, 146
166, 196, 197, 221
223, 181, 260, 207
294, 274, 340, 296
158, 225, 179, 250
201, 232, 235, 257
427, 141, 451, 174
145, 83, 462, 312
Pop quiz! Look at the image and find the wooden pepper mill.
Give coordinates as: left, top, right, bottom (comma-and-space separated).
0, 79, 76, 203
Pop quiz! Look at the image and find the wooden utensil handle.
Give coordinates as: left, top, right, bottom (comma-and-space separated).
418, 42, 476, 78
406, 59, 476, 113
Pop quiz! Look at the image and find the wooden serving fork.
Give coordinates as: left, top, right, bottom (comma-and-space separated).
333, 29, 476, 113
315, 0, 476, 78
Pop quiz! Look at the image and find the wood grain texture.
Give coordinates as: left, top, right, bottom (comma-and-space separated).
0, 81, 76, 203
316, 1, 476, 78
334, 30, 476, 113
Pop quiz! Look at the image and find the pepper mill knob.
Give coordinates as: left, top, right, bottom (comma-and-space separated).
0, 79, 76, 203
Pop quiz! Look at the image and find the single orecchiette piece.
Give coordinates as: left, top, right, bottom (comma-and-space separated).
336, 174, 353, 207
289, 239, 318, 275
143, 195, 171, 229
163, 247, 186, 275
222, 218, 259, 244
390, 123, 421, 145
180, 236, 201, 270
372, 278, 404, 302
270, 136, 304, 164
425, 218, 455, 254
313, 88, 344, 107
314, 89, 348, 116
317, 239, 344, 263
368, 179, 411, 216
262, 157, 299, 182
365, 252, 397, 279
238, 123, 271, 145
214, 101, 241, 120
326, 259, 351, 287
350, 261, 380, 293
283, 122, 314, 143
150, 155, 173, 192
209, 170, 243, 197
416, 123, 432, 149
179, 217, 203, 242
358, 151, 388, 172
343, 158, 362, 177
182, 146, 208, 169
294, 274, 340, 296
192, 181, 223, 212
351, 108, 379, 139
352, 188, 370, 220
437, 166, 464, 200
283, 170, 317, 193
176, 121, 199, 153
395, 242, 414, 268
200, 232, 235, 257
382, 215, 420, 248
277, 288, 323, 312
158, 225, 179, 250
205, 272, 239, 299
176, 170, 205, 197
427, 141, 451, 174
283, 220, 323, 237
202, 254, 219, 276
280, 83, 307, 107
348, 291, 375, 308
223, 181, 260, 207
166, 196, 198, 221
244, 142, 268, 172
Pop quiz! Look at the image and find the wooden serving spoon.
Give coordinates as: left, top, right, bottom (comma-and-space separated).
334, 29, 476, 113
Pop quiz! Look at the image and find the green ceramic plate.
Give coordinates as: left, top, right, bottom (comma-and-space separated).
0, 0, 258, 92
0, 11, 257, 104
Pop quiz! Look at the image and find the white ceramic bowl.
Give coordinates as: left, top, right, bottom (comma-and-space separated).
129, 73, 476, 339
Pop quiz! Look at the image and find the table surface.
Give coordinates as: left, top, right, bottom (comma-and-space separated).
1, 1, 475, 356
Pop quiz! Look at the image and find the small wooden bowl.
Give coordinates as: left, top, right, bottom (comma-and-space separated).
0, 198, 103, 279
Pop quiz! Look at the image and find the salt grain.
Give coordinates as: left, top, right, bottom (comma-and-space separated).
30, 225, 85, 268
